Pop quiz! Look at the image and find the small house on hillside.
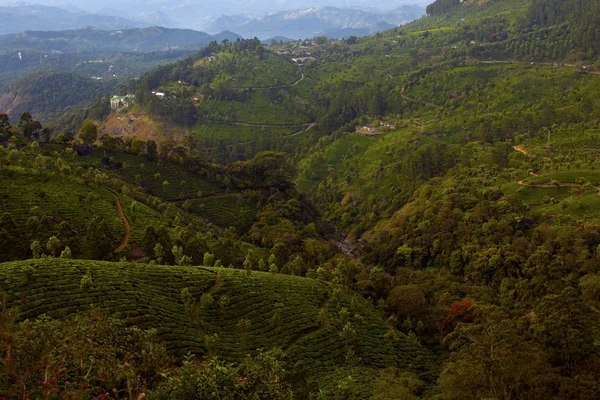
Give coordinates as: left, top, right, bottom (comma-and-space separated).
292, 57, 316, 64
379, 120, 397, 129
357, 126, 380, 136
110, 94, 135, 110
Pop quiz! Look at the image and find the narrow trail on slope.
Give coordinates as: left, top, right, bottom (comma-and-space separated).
200, 120, 312, 128
233, 71, 305, 91
517, 180, 581, 188
200, 123, 316, 150
513, 145, 600, 195
291, 123, 316, 136
517, 180, 600, 195
401, 86, 440, 109
283, 284, 333, 352
514, 144, 529, 156
114, 195, 131, 252
466, 58, 600, 75
207, 271, 223, 295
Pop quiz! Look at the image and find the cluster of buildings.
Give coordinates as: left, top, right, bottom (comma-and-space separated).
110, 94, 135, 110
357, 120, 398, 136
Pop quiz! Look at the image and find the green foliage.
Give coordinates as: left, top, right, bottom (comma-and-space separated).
79, 119, 98, 144
0, 307, 170, 400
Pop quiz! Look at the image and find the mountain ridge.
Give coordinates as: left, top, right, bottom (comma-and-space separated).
207, 5, 425, 39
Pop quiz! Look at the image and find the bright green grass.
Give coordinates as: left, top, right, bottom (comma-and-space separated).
0, 259, 437, 395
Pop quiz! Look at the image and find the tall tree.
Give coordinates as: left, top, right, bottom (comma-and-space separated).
79, 119, 98, 145
0, 113, 10, 140
18, 112, 42, 140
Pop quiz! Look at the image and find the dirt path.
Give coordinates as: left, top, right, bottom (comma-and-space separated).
201, 123, 316, 150
467, 58, 600, 75
513, 143, 552, 161
517, 180, 581, 188
291, 123, 315, 136
114, 195, 131, 252
234, 71, 305, 91
202, 119, 312, 128
293, 72, 305, 86
513, 144, 529, 156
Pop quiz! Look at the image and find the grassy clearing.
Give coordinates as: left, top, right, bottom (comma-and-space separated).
297, 133, 383, 192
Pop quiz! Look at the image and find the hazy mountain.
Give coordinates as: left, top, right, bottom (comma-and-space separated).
207, 15, 252, 33
318, 21, 397, 39
0, 3, 144, 34
261, 36, 296, 44
0, 70, 111, 121
207, 5, 425, 39
136, 11, 182, 29
0, 0, 431, 32
0, 26, 242, 53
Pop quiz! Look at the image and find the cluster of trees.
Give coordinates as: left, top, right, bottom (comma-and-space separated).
524, 0, 600, 58
0, 112, 49, 142
426, 0, 461, 16
0, 212, 116, 263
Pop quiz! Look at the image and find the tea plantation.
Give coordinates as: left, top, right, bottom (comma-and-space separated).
0, 259, 437, 396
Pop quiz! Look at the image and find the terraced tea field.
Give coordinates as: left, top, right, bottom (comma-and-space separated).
0, 167, 124, 240
0, 259, 437, 396
524, 170, 600, 186
188, 194, 253, 228
105, 153, 222, 201
192, 122, 299, 144
503, 181, 573, 205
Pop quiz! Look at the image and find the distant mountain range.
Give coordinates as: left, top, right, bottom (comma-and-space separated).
0, 26, 242, 53
206, 6, 425, 39
0, 3, 145, 34
0, 2, 425, 41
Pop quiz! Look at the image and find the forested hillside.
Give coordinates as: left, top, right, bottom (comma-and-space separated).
2, 0, 600, 398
